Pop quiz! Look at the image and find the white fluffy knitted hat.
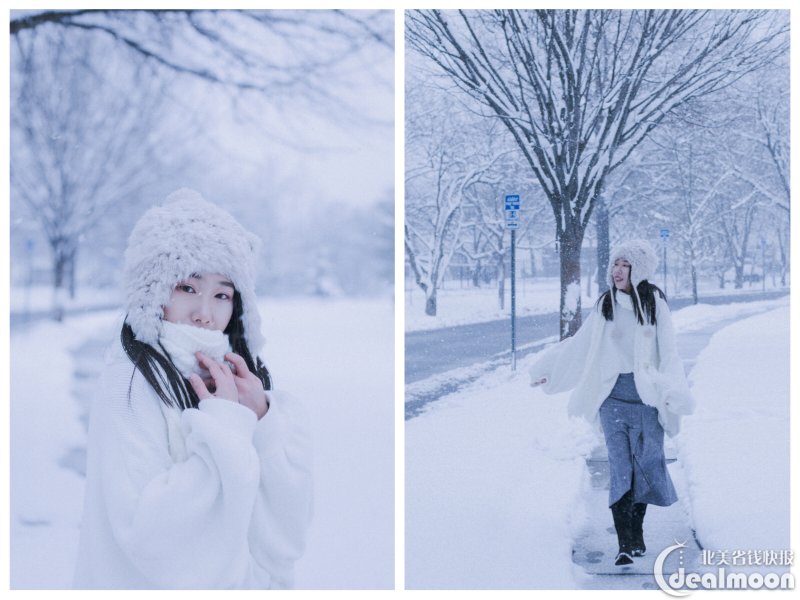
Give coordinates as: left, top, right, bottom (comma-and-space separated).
123, 188, 265, 353
607, 239, 659, 290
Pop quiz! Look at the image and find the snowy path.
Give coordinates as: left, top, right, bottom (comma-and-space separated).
570, 307, 777, 588
405, 297, 789, 589
571, 445, 694, 590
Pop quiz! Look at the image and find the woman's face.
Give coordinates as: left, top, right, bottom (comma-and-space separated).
612, 258, 632, 292
163, 272, 235, 331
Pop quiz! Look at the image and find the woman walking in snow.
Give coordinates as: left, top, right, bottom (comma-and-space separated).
529, 239, 694, 567
74, 189, 313, 589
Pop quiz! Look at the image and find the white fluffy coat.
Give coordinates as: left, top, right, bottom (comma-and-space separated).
73, 344, 313, 589
529, 292, 694, 436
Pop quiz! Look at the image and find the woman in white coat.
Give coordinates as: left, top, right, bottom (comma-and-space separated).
529, 239, 694, 566
73, 189, 313, 589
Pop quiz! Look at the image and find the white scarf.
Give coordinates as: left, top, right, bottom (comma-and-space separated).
159, 321, 232, 380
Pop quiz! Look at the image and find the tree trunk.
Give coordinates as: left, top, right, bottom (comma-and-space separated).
559, 233, 584, 339
595, 195, 610, 295
405, 232, 442, 318
776, 225, 787, 287
425, 287, 437, 316
585, 264, 592, 298
734, 263, 744, 289
472, 260, 481, 288
68, 246, 77, 299
689, 243, 698, 304
51, 243, 69, 322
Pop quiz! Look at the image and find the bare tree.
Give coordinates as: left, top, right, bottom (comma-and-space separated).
407, 9, 788, 338
707, 73, 789, 289
11, 9, 394, 319
405, 72, 518, 316
10, 28, 178, 320
405, 142, 493, 316
715, 190, 761, 289
10, 9, 393, 125
458, 164, 542, 311
753, 69, 789, 214
666, 142, 730, 302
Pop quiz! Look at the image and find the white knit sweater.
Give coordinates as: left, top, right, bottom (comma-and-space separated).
73, 343, 313, 589
529, 293, 695, 436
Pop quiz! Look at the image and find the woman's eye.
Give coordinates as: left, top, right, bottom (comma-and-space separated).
216, 292, 231, 300
178, 284, 195, 293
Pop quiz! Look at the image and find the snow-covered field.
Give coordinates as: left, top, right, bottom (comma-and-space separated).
405, 277, 575, 331
405, 297, 790, 588
10, 296, 394, 590
405, 276, 788, 332
10, 284, 122, 315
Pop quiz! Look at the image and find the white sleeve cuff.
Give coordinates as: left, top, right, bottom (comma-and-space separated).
197, 397, 258, 439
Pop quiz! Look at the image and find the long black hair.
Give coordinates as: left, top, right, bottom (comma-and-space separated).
596, 280, 667, 325
121, 290, 272, 410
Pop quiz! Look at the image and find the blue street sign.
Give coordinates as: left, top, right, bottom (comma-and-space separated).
660, 228, 670, 240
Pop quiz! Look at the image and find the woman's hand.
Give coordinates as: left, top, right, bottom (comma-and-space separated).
225, 352, 269, 420
189, 351, 239, 403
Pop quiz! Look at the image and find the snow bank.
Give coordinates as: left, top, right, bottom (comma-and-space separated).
671, 296, 789, 332
406, 356, 598, 589
679, 306, 790, 552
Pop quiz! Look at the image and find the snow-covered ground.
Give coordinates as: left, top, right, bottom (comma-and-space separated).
679, 307, 789, 552
405, 297, 790, 588
10, 296, 394, 590
405, 276, 789, 332
10, 284, 122, 315
405, 277, 576, 331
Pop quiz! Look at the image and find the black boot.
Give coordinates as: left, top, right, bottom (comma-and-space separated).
610, 492, 634, 566
631, 502, 647, 557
